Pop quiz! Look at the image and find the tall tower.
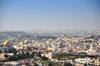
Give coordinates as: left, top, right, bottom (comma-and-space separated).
90, 43, 93, 51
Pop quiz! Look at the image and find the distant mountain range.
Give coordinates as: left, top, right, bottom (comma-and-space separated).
0, 29, 100, 37
22, 29, 100, 37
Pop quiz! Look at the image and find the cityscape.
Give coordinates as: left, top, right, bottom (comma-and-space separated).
0, 30, 100, 66
0, 0, 100, 66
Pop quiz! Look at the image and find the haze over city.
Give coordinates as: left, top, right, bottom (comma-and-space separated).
1, 0, 100, 66
0, 0, 100, 31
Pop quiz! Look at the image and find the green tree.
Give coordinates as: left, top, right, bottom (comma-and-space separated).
84, 63, 87, 66
12, 55, 17, 61
17, 54, 21, 60
8, 56, 13, 61
48, 63, 53, 66
18, 52, 20, 55
42, 56, 48, 61
38, 52, 41, 57
48, 62, 58, 66
26, 52, 30, 58
13, 51, 17, 55
4, 54, 9, 58
64, 62, 72, 66
31, 52, 35, 57
54, 57, 61, 60
27, 47, 32, 51
34, 63, 38, 66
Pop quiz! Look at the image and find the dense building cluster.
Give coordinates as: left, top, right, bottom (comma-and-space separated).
0, 31, 100, 66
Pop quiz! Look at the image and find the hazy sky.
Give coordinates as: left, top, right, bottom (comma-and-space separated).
0, 0, 100, 31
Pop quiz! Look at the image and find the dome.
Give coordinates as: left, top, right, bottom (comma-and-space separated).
4, 41, 10, 45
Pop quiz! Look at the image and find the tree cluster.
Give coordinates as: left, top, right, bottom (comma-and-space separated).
3, 51, 42, 62
4, 48, 17, 53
